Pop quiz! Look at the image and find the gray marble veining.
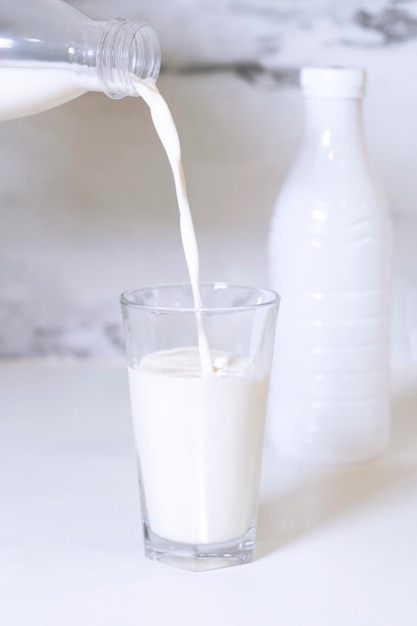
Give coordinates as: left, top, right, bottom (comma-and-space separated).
1, 1, 417, 359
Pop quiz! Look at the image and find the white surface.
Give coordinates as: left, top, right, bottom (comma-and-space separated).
1, 361, 417, 625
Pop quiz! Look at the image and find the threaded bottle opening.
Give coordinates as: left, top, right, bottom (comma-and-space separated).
97, 19, 161, 99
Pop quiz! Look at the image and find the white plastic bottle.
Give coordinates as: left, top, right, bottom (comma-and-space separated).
268, 67, 392, 464
0, 0, 160, 121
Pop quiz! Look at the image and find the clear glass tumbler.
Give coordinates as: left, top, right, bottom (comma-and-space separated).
120, 283, 280, 571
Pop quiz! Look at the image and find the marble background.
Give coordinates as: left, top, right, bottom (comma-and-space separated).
1, 0, 417, 363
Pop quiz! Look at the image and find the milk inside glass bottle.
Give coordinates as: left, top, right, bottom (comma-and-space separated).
268, 67, 391, 464
0, 0, 160, 120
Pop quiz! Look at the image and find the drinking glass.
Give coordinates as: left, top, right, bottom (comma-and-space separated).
120, 283, 280, 571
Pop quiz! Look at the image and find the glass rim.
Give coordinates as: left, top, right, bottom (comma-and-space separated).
120, 282, 281, 313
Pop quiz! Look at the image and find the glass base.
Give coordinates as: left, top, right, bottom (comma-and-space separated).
143, 521, 256, 572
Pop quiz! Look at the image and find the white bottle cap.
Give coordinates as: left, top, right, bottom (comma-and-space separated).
300, 67, 366, 99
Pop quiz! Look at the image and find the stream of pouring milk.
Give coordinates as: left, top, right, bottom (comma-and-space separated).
135, 80, 213, 373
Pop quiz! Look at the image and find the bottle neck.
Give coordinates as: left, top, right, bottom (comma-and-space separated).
301, 97, 365, 153
97, 19, 160, 98
71, 18, 161, 99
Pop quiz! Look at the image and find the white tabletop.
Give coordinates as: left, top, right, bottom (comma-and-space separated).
1, 362, 417, 626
